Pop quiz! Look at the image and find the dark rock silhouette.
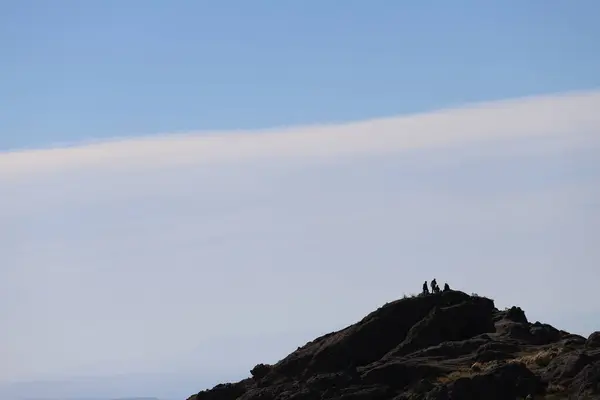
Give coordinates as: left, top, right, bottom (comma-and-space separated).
250, 363, 272, 381
502, 306, 528, 324
186, 291, 600, 400
587, 331, 600, 349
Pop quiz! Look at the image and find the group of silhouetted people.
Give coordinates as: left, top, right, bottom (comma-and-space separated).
421, 278, 451, 295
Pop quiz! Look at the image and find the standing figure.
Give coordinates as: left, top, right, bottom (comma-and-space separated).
443, 283, 451, 292
430, 278, 438, 293
422, 281, 430, 295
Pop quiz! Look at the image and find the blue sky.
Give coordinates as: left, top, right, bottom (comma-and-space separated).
2, 1, 600, 150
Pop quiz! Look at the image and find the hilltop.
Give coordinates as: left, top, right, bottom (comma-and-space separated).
186, 290, 600, 400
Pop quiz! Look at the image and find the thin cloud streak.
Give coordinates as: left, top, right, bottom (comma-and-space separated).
1, 89, 600, 179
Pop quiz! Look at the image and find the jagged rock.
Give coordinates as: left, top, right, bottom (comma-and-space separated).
251, 363, 273, 381
360, 360, 443, 389
185, 291, 597, 400
189, 380, 250, 400
431, 363, 545, 400
571, 361, 600, 397
505, 306, 528, 324
560, 333, 587, 349
474, 349, 512, 363
237, 387, 276, 400
543, 350, 594, 383
273, 291, 486, 378
305, 371, 355, 391
473, 341, 518, 363
334, 385, 393, 400
494, 319, 532, 342
529, 321, 562, 345
476, 341, 520, 354
385, 296, 495, 357
492, 306, 527, 324
405, 337, 490, 360
587, 331, 600, 349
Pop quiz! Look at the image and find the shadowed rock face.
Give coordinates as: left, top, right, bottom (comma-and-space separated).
186, 291, 600, 400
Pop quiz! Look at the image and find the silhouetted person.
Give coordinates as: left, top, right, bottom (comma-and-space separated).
443, 283, 451, 292
430, 278, 438, 293
422, 281, 430, 295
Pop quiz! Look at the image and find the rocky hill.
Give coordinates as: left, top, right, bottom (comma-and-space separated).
186, 290, 600, 400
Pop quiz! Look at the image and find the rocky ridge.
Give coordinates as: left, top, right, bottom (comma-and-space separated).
186, 290, 600, 400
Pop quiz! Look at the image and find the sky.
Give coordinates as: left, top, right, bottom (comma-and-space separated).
1, 2, 600, 400
2, 1, 600, 150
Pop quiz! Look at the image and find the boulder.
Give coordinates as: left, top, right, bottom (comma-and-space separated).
586, 331, 600, 349
505, 306, 528, 324
571, 362, 600, 396
543, 350, 593, 383
529, 322, 561, 345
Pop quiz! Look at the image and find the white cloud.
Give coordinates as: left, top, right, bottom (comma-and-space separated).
1, 90, 599, 387
1, 89, 599, 179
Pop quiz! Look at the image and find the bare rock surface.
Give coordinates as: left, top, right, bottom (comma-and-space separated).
186, 291, 600, 400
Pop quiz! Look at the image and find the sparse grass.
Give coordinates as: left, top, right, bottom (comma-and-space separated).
436, 363, 496, 384
433, 348, 573, 399
438, 358, 519, 384
509, 347, 563, 368
438, 361, 570, 399
471, 361, 492, 372
470, 359, 507, 373
436, 369, 475, 383
437, 347, 565, 385
468, 347, 563, 374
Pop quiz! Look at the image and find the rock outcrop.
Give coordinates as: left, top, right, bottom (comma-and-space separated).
186, 291, 600, 400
